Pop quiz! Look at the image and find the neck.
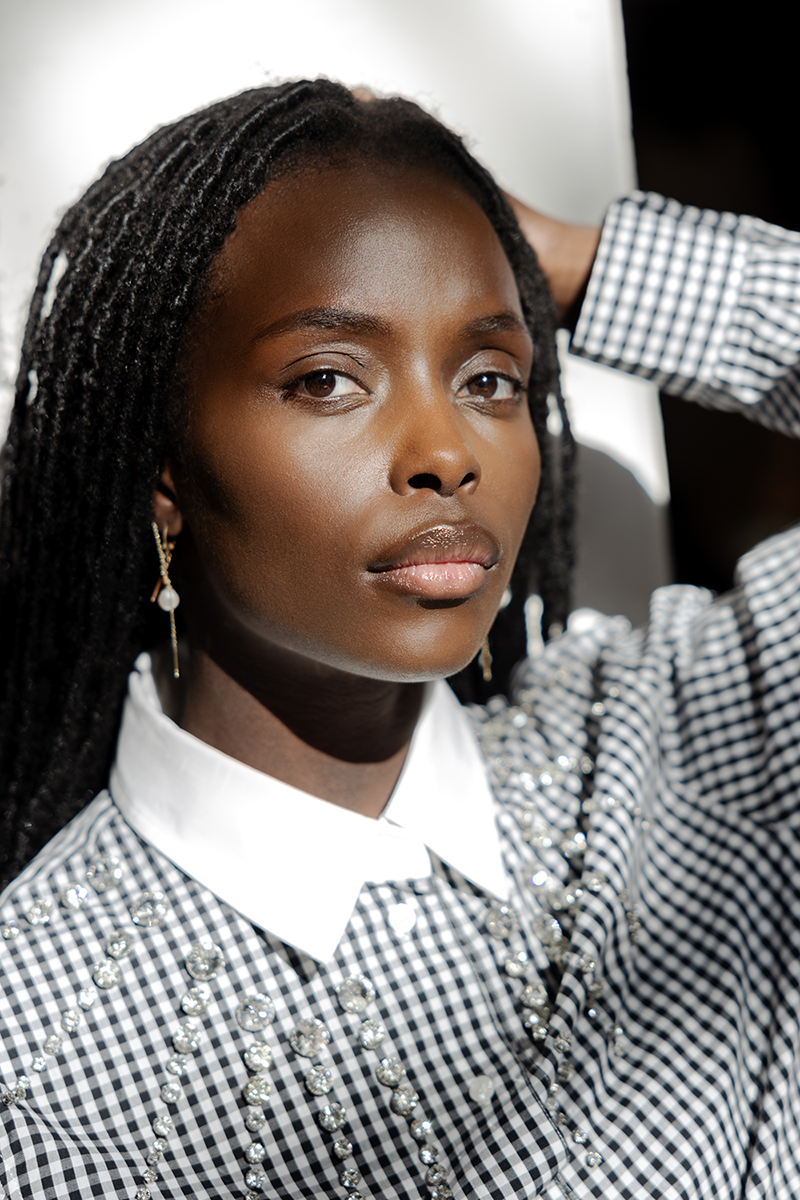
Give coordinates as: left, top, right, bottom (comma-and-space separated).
178, 646, 426, 819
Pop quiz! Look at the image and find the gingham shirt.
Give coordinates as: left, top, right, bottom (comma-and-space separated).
3, 191, 800, 1200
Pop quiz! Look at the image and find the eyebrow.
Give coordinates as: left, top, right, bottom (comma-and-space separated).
252, 306, 531, 345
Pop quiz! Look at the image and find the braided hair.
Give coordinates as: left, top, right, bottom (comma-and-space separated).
0, 79, 574, 887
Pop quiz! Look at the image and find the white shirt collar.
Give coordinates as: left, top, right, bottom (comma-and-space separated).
110, 653, 506, 963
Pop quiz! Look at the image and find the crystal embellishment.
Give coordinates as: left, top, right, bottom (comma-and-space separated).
375, 1057, 405, 1086
340, 1167, 360, 1189
129, 891, 170, 928
236, 994, 276, 1032
78, 988, 97, 1009
105, 929, 135, 959
335, 975, 376, 1013
184, 937, 226, 981
245, 1168, 267, 1189
410, 1118, 434, 1142
25, 899, 53, 926
61, 1009, 81, 1033
485, 904, 519, 940
32, 1056, 47, 1072
244, 1142, 266, 1164
318, 1102, 347, 1131
181, 985, 211, 1016
160, 1080, 182, 1104
243, 1041, 273, 1072
92, 959, 122, 989
289, 1018, 331, 1058
358, 1020, 386, 1050
59, 882, 89, 910
172, 1020, 202, 1054
152, 1116, 174, 1138
1, 921, 20, 940
43, 1034, 63, 1055
333, 1138, 353, 1159
242, 1076, 272, 1106
165, 1054, 188, 1076
86, 854, 123, 894
520, 983, 548, 1009
304, 1066, 334, 1096
532, 913, 563, 947
390, 1083, 418, 1114
245, 1109, 267, 1132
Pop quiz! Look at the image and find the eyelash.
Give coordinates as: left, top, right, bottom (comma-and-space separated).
281, 368, 525, 404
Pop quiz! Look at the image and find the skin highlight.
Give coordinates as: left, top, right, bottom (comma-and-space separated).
153, 162, 540, 818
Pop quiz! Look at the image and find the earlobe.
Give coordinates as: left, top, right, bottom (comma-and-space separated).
152, 460, 184, 537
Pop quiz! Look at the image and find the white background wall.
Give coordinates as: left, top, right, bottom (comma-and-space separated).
0, 0, 667, 503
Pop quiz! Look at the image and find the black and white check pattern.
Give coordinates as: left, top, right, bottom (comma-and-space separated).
4, 192, 800, 1198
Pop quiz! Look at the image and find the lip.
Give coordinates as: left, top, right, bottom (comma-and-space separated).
368, 522, 501, 600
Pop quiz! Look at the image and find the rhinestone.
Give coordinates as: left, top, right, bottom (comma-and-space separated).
410, 1119, 434, 1142
181, 985, 211, 1016
85, 854, 122, 893
333, 1138, 353, 1159
105, 929, 135, 960
78, 988, 97, 1009
510, 708, 528, 728
538, 772, 553, 787
236, 994, 276, 1032
172, 1020, 202, 1054
426, 1163, 448, 1186
557, 1061, 575, 1082
243, 1041, 274, 1073
390, 1083, 418, 1114
580, 755, 594, 774
586, 1149, 604, 1168
245, 1109, 267, 1132
520, 983, 548, 1009
184, 937, 226, 981
504, 951, 529, 978
318, 1102, 347, 1131
529, 823, 554, 850
532, 913, 563, 947
129, 891, 170, 928
152, 1115, 174, 1138
335, 975, 376, 1013
43, 1034, 63, 1055
59, 882, 89, 911
419, 1143, 439, 1164
61, 1009, 81, 1034
1, 920, 20, 940
92, 959, 122, 989
340, 1166, 360, 1188
579, 955, 596, 974
289, 1018, 331, 1058
32, 1056, 47, 1072
304, 1066, 333, 1096
146, 1151, 162, 1167
484, 904, 519, 940
554, 1032, 572, 1052
590, 701, 605, 717
587, 980, 604, 998
559, 830, 587, 858
519, 771, 536, 792
151, 1139, 167, 1153
166, 1054, 188, 1076
17, 1076, 30, 1090
467, 1074, 495, 1105
135, 1189, 151, 1200
525, 1013, 549, 1040
245, 1168, 267, 1190
428, 1186, 453, 1200
573, 1127, 588, 1144
25, 899, 53, 926
585, 871, 607, 893
142, 1168, 159, 1183
547, 884, 582, 913
376, 1057, 406, 1087
587, 1007, 598, 1020
243, 1076, 273, 1106
160, 1080, 182, 1104
358, 1019, 386, 1050
244, 1142, 266, 1164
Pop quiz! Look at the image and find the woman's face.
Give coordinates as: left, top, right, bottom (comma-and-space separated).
169, 161, 540, 685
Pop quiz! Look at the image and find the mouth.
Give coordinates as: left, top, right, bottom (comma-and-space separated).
368, 522, 501, 601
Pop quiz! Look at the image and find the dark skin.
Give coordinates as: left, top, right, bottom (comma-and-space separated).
153, 162, 540, 818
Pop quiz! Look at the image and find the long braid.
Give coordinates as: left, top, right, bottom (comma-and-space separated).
0, 80, 574, 886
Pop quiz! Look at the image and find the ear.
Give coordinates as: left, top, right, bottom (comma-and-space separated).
152, 459, 184, 538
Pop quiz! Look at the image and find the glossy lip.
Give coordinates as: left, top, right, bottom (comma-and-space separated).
368, 522, 501, 600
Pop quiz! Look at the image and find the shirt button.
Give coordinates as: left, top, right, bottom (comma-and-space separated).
387, 904, 416, 935
468, 1074, 496, 1105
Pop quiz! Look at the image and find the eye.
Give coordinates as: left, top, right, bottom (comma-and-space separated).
285, 370, 366, 400
458, 372, 521, 401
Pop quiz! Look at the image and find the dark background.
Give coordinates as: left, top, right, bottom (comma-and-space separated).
621, 1, 800, 592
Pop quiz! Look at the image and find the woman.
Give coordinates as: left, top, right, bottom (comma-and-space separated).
2, 79, 800, 1199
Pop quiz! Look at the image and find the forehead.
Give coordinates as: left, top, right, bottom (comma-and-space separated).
204, 162, 526, 336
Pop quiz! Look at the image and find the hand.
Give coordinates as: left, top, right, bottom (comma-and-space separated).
506, 195, 600, 321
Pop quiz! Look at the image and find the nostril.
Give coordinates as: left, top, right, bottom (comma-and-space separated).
408, 473, 442, 490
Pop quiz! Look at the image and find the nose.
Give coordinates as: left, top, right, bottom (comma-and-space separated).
388, 390, 482, 499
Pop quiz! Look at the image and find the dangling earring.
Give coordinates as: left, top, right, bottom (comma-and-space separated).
150, 521, 181, 679
479, 637, 493, 683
